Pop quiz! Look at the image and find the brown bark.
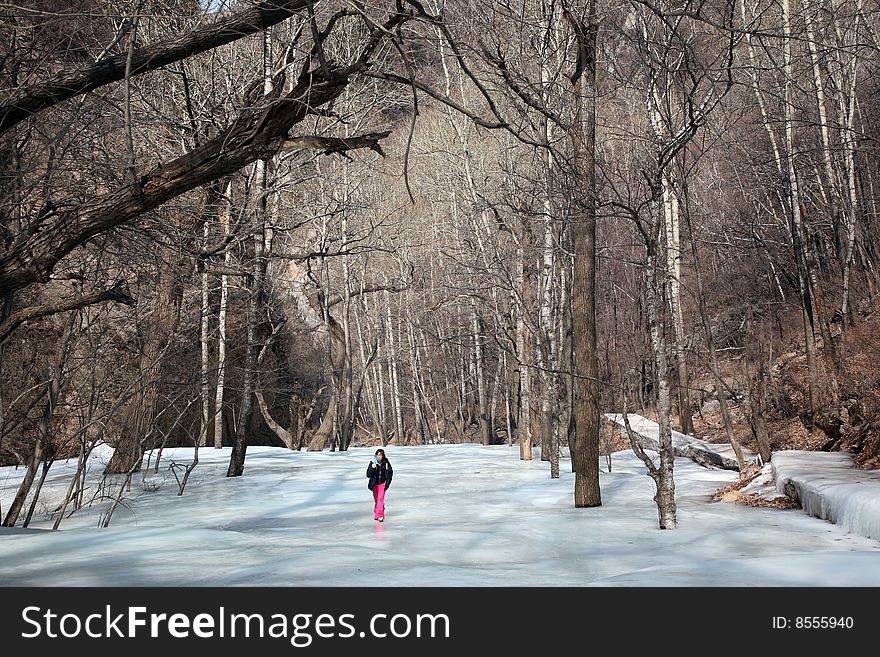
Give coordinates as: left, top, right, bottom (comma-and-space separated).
568, 0, 601, 508
289, 395, 302, 450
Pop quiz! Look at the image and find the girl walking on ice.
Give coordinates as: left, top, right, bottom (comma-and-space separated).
366, 448, 393, 522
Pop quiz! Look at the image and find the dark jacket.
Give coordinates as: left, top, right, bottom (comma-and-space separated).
366, 460, 393, 491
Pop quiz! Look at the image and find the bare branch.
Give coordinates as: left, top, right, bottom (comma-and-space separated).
0, 281, 135, 346
280, 130, 392, 159
0, 0, 317, 135
0, 11, 407, 296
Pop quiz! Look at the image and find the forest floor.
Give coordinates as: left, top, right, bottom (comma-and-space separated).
688, 300, 880, 469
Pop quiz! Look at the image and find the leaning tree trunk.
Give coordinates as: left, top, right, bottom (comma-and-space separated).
255, 327, 296, 449
308, 314, 346, 451
702, 332, 747, 474
745, 310, 773, 464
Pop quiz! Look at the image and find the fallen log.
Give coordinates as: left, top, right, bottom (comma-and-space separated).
603, 413, 745, 471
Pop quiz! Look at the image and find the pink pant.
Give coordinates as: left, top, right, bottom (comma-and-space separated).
372, 483, 386, 519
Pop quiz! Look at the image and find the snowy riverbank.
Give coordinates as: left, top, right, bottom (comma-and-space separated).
771, 450, 880, 541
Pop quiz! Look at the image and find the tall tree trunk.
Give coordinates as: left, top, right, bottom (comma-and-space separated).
374, 310, 389, 442
213, 181, 232, 449
0, 139, 22, 456
226, 227, 264, 475
516, 244, 533, 461
561, 216, 577, 472
539, 149, 558, 463
228, 29, 272, 477
854, 127, 879, 296
337, 200, 355, 451
569, 0, 601, 507
840, 52, 861, 330
804, 2, 844, 270
782, 0, 822, 418
646, 199, 677, 528
388, 300, 404, 445
503, 352, 515, 446
489, 337, 503, 444
199, 219, 211, 447
408, 318, 428, 445
0, 290, 13, 453
745, 0, 820, 416
458, 342, 469, 441
354, 302, 379, 439
664, 169, 693, 435
472, 308, 490, 445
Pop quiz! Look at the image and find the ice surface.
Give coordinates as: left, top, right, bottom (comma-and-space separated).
1, 444, 878, 586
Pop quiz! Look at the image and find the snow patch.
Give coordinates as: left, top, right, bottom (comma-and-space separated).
772, 450, 880, 540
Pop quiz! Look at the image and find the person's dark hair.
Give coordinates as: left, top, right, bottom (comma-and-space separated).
375, 448, 389, 463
